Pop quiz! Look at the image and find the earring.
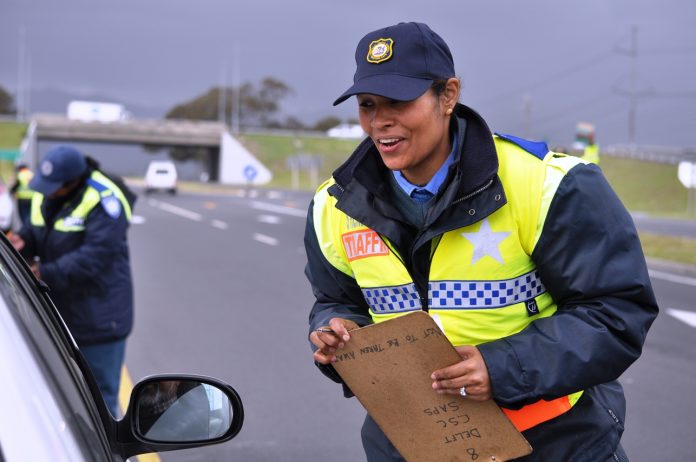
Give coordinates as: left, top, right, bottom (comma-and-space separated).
446, 108, 453, 115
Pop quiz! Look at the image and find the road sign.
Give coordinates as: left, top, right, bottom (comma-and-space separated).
243, 165, 258, 182
678, 161, 696, 188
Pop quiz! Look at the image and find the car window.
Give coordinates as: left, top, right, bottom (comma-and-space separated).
0, 246, 114, 461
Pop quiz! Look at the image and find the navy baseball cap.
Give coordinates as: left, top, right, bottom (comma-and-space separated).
333, 22, 455, 106
30, 145, 88, 196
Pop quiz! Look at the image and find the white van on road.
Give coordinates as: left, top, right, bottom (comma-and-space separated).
144, 160, 178, 195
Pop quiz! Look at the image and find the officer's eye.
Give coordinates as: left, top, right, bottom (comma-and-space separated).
358, 99, 374, 108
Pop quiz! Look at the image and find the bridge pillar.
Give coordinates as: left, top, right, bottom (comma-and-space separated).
208, 147, 220, 182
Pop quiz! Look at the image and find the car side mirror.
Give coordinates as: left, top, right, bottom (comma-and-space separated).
135, 379, 233, 442
117, 374, 244, 459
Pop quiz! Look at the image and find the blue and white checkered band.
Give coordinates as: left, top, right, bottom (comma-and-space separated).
428, 270, 546, 309
362, 283, 422, 314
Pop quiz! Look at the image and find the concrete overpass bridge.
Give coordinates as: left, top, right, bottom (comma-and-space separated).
22, 114, 271, 184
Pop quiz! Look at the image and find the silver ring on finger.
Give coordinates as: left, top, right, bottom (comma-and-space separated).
459, 386, 467, 397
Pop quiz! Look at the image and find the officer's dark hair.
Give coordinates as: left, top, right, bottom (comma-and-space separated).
430, 78, 461, 110
430, 79, 450, 96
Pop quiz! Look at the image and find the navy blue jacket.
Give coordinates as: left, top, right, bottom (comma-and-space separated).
19, 171, 133, 345
305, 104, 658, 461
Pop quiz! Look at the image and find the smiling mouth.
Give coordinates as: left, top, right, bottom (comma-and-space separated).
378, 138, 403, 149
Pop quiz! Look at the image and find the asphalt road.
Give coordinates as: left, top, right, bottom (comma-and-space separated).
632, 213, 696, 239
123, 188, 696, 461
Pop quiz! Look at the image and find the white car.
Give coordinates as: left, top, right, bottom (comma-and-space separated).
0, 233, 244, 460
144, 160, 178, 195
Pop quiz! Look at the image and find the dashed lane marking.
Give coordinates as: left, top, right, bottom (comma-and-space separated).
258, 214, 281, 224
667, 308, 696, 328
131, 215, 146, 225
251, 201, 306, 218
211, 219, 229, 230
648, 269, 696, 287
155, 202, 203, 221
253, 233, 279, 246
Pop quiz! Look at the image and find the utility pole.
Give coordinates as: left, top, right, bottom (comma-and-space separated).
17, 26, 25, 122
218, 63, 227, 126
522, 93, 532, 138
627, 27, 638, 144
613, 26, 653, 145
231, 43, 241, 135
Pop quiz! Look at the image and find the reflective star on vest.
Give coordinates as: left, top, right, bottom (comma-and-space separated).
461, 218, 511, 265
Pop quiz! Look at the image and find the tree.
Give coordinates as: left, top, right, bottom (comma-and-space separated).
165, 77, 293, 129
266, 116, 306, 130
0, 86, 16, 115
313, 116, 342, 132
161, 77, 294, 165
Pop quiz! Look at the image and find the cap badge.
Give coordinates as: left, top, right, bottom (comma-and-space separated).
367, 38, 394, 64
41, 161, 53, 176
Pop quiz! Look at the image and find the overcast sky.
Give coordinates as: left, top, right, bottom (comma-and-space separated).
1, 0, 695, 148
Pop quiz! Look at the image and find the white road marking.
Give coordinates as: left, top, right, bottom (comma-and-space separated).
258, 214, 281, 224
131, 215, 146, 225
649, 269, 696, 287
251, 201, 306, 218
266, 190, 283, 199
253, 233, 278, 246
156, 202, 202, 221
667, 308, 696, 328
211, 219, 228, 230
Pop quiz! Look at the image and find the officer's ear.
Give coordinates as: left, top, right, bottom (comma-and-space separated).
440, 78, 460, 112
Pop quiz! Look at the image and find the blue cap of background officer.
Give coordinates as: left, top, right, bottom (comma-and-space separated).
333, 22, 456, 106
29, 145, 87, 196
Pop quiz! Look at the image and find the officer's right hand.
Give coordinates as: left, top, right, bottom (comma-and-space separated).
7, 232, 25, 251
310, 318, 359, 365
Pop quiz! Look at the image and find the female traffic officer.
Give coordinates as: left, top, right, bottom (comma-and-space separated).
304, 22, 657, 462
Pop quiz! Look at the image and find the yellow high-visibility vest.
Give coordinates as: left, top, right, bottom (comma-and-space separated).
15, 167, 36, 200
30, 170, 132, 231
312, 136, 589, 431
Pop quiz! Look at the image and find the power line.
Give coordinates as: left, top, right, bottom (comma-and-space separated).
477, 50, 614, 108
638, 46, 696, 56
531, 92, 615, 127
651, 92, 696, 99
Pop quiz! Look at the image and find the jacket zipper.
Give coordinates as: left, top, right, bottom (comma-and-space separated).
415, 177, 496, 311
450, 178, 494, 207
337, 178, 495, 313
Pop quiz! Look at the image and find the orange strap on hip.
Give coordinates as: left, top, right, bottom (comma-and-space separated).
502, 395, 572, 432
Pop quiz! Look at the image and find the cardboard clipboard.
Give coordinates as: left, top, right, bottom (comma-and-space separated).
332, 311, 532, 462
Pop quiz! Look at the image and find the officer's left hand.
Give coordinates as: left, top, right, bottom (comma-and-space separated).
430, 345, 492, 401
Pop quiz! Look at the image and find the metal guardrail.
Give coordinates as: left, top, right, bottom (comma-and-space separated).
603, 145, 696, 165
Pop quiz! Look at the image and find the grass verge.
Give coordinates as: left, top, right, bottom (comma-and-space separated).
0, 121, 27, 149
639, 232, 696, 267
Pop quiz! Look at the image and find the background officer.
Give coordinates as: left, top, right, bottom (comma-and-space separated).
9, 144, 134, 417
10, 162, 36, 226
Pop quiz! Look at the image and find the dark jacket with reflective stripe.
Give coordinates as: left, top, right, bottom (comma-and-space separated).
304, 103, 658, 461
19, 169, 133, 345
